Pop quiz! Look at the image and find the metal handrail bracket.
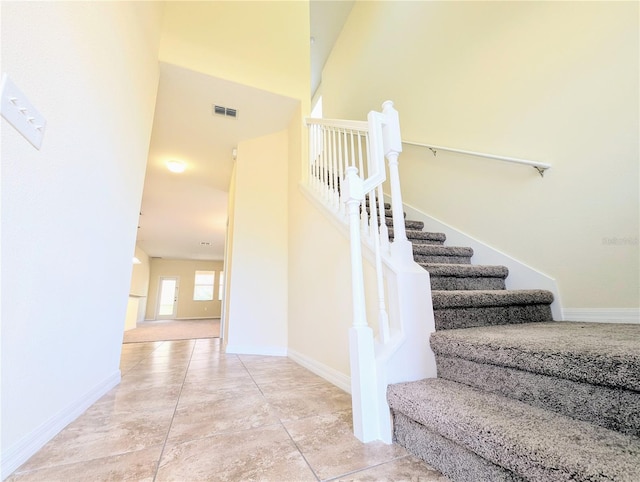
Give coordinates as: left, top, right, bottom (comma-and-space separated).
403, 140, 551, 177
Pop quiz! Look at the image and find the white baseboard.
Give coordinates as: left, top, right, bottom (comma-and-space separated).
288, 348, 351, 394
562, 308, 640, 324
224, 344, 288, 357
1, 370, 121, 480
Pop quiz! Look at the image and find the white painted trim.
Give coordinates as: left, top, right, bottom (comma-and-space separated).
288, 348, 351, 393
397, 199, 564, 321
224, 345, 288, 357
562, 308, 640, 324
1, 370, 121, 479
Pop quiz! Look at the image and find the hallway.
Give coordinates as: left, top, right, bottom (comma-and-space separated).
8, 338, 447, 481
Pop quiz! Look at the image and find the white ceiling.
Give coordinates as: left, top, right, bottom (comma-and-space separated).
136, 2, 353, 261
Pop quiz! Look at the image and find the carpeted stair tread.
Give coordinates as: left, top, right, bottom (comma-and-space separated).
422, 264, 509, 290
431, 290, 553, 329
431, 289, 553, 308
435, 355, 640, 437
420, 263, 508, 278
393, 412, 524, 482
391, 228, 446, 244
386, 218, 424, 230
365, 200, 390, 210
388, 378, 640, 481
383, 209, 406, 219
430, 321, 640, 391
413, 245, 473, 257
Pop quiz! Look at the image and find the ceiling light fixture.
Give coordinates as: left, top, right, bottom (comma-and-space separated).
166, 159, 186, 173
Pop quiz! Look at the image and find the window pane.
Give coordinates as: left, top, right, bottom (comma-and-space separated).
194, 285, 214, 301
195, 272, 214, 284
194, 270, 215, 301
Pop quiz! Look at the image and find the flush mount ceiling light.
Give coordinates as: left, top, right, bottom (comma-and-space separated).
166, 159, 186, 173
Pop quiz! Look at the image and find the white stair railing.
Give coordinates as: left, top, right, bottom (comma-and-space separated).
305, 102, 435, 443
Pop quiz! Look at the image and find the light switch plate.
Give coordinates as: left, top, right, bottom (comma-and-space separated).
1, 74, 46, 149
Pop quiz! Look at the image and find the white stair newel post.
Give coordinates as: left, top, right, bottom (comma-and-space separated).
382, 101, 413, 265
343, 166, 380, 443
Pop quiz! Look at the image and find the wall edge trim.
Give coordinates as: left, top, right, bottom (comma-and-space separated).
288, 348, 351, 394
1, 370, 121, 480
224, 345, 287, 357
562, 308, 640, 324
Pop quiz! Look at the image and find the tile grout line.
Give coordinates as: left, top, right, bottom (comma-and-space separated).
119, 340, 167, 375
322, 454, 414, 482
279, 421, 322, 482
151, 340, 197, 482
238, 356, 322, 481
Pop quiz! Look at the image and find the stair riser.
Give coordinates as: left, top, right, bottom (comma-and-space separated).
436, 356, 639, 437
394, 412, 522, 482
434, 305, 553, 330
415, 255, 472, 264
430, 277, 506, 291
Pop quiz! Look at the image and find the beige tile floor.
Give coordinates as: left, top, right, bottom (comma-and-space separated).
8, 338, 449, 481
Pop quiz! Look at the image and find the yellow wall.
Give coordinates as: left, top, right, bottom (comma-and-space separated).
130, 244, 150, 296
322, 1, 639, 309
1, 0, 164, 472
126, 245, 151, 330
226, 130, 290, 354
146, 258, 224, 320
159, 1, 310, 103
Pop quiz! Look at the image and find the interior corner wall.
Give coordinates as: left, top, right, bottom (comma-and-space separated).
130, 245, 151, 297
321, 1, 639, 310
225, 130, 289, 355
0, 1, 163, 476
145, 258, 224, 320
222, 162, 238, 345
159, 1, 310, 103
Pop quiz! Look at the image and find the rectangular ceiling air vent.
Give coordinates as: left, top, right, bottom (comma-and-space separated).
213, 104, 238, 119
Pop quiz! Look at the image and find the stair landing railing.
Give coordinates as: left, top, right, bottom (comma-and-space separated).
305, 102, 418, 442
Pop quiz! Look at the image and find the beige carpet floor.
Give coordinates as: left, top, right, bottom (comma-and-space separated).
123, 318, 220, 344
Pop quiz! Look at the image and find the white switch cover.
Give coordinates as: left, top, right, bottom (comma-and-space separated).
1, 74, 46, 149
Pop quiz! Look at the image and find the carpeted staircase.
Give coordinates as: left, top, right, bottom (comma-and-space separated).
383, 206, 640, 481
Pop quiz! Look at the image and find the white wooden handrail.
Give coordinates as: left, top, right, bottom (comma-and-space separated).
402, 140, 551, 177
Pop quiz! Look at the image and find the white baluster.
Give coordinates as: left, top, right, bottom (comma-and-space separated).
310, 124, 318, 190
363, 132, 374, 236
377, 184, 390, 253
322, 126, 330, 203
331, 129, 339, 209
338, 129, 346, 217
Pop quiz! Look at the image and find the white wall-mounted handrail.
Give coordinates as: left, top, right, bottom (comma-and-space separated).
402, 140, 551, 177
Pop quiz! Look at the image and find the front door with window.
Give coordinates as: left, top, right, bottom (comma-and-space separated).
157, 276, 179, 319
